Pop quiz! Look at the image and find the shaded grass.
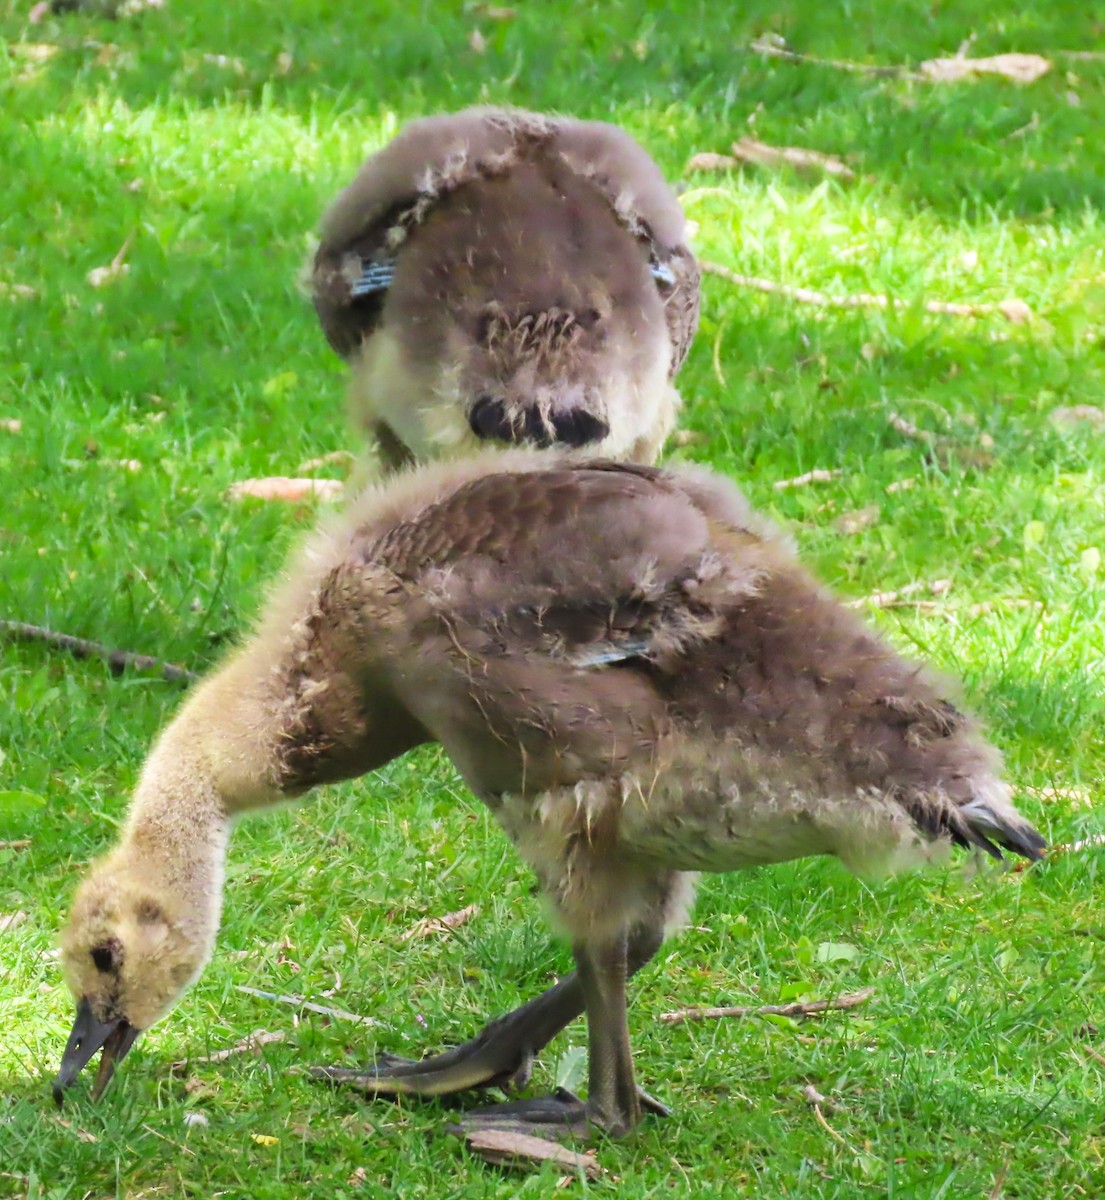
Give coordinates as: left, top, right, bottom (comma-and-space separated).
1, 0, 1104, 1196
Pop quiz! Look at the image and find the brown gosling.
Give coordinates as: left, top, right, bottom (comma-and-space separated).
309, 107, 700, 470
55, 452, 1045, 1137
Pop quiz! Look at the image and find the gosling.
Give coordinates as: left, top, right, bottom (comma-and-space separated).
309, 107, 700, 470
56, 452, 1044, 1138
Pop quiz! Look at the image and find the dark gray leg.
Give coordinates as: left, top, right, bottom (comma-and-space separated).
311, 918, 665, 1099
447, 933, 650, 1139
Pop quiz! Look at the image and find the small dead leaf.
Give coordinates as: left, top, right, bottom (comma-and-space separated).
87, 233, 135, 289
0, 282, 38, 301
204, 53, 246, 75
686, 151, 740, 172
462, 1129, 602, 1177
13, 42, 58, 63
348, 1167, 368, 1188
468, 28, 487, 53
773, 468, 842, 491
1, 418, 22, 434
275, 50, 293, 75
0, 911, 29, 932
117, 0, 165, 15
399, 903, 479, 943
834, 505, 879, 535
885, 477, 916, 493
920, 53, 1052, 85
998, 298, 1032, 324
0, 839, 32, 850
731, 135, 856, 180
1050, 405, 1105, 430
298, 449, 356, 473
227, 477, 344, 503
474, 4, 516, 19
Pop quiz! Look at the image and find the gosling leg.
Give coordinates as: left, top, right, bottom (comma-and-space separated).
449, 932, 650, 1140
311, 918, 665, 1100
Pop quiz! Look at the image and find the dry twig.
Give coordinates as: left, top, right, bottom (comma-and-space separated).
169, 1029, 286, 1074
0, 840, 32, 850
703, 261, 1031, 323
848, 580, 952, 610
730, 135, 856, 179
227, 477, 344, 503
659, 986, 875, 1025
749, 34, 917, 78
235, 985, 377, 1024
773, 467, 842, 490
0, 620, 197, 684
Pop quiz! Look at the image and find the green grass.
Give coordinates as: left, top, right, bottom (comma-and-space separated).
2, 0, 1104, 1195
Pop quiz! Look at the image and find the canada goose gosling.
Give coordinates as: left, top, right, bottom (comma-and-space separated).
56, 452, 1045, 1136
310, 107, 700, 470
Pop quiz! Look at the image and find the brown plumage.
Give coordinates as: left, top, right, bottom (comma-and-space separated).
310, 108, 700, 469
55, 453, 1044, 1135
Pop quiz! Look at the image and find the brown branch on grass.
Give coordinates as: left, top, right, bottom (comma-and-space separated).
169, 1029, 286, 1074
0, 840, 32, 850
0, 619, 198, 684
703, 261, 1032, 323
659, 986, 875, 1025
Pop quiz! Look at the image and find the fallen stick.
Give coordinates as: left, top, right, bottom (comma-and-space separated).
169, 1029, 286, 1073
749, 35, 918, 78
235, 985, 378, 1025
0, 840, 32, 850
0, 620, 198, 684
702, 261, 1031, 323
773, 467, 842, 490
459, 1129, 602, 1177
847, 579, 952, 609
887, 412, 996, 469
659, 986, 875, 1025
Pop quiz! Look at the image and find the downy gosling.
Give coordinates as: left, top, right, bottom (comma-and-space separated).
56, 453, 1044, 1137
309, 107, 700, 470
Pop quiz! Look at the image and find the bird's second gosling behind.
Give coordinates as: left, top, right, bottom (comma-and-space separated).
55, 452, 1044, 1138
310, 107, 701, 470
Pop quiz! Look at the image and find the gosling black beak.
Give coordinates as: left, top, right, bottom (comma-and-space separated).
52, 998, 140, 1106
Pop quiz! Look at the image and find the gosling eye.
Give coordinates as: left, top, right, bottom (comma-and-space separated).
90, 939, 121, 973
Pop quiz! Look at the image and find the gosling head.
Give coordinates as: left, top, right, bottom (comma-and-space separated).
54, 865, 212, 1104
